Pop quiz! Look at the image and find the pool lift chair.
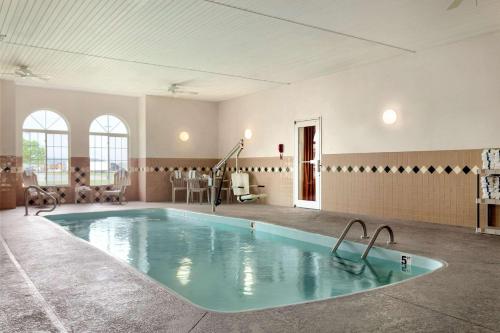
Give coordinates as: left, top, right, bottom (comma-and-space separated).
210, 139, 266, 212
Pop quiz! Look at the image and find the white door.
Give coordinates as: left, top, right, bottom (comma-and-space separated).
293, 118, 321, 209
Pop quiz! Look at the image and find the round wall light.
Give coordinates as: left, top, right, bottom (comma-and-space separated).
244, 129, 252, 140
179, 131, 190, 142
382, 109, 397, 125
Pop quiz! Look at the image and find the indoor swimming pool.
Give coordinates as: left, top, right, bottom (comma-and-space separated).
46, 209, 443, 312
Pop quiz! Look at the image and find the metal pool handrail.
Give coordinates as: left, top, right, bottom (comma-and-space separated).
331, 219, 370, 253
361, 225, 396, 260
211, 139, 244, 212
24, 185, 57, 216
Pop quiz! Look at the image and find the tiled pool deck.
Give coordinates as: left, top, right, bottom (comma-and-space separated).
1, 202, 499, 332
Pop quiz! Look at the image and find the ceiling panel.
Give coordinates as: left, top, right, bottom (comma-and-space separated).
0, 0, 499, 101
218, 0, 500, 49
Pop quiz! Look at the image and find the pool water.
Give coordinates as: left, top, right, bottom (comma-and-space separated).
46, 209, 443, 312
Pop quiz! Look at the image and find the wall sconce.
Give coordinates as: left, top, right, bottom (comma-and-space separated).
244, 129, 252, 140
179, 131, 190, 142
382, 109, 397, 125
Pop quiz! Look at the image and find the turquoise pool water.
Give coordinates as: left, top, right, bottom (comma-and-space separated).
46, 209, 443, 312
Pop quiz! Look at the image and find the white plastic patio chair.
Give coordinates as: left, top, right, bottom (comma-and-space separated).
102, 170, 129, 204
22, 170, 60, 205
170, 170, 187, 203
186, 170, 210, 204
214, 169, 231, 203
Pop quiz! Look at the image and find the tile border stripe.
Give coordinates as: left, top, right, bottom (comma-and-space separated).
0, 164, 481, 175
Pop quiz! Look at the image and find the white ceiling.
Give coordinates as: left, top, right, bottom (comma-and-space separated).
0, 0, 499, 101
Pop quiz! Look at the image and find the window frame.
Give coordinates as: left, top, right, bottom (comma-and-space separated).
89, 115, 129, 186
22, 110, 70, 186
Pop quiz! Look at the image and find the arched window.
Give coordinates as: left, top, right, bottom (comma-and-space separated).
89, 115, 129, 185
22, 110, 69, 186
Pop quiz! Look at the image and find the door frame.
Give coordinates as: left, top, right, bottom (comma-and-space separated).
293, 117, 322, 210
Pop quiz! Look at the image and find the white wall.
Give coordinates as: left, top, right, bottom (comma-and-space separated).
218, 31, 500, 157
15, 85, 140, 157
0, 80, 16, 156
138, 96, 147, 159
144, 96, 218, 158
3, 84, 218, 160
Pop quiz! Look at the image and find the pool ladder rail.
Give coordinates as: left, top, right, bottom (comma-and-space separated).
331, 219, 370, 253
332, 219, 396, 260
361, 225, 396, 260
24, 185, 58, 216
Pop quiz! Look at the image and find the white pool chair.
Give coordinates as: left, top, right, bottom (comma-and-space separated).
22, 170, 60, 205
102, 169, 128, 204
231, 172, 266, 202
74, 185, 94, 203
214, 170, 231, 203
186, 171, 210, 204
170, 170, 187, 203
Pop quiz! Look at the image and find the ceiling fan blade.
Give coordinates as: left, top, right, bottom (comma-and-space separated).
447, 0, 464, 10
172, 79, 197, 86
32, 77, 50, 82
175, 90, 199, 95
33, 74, 51, 81
0, 73, 15, 75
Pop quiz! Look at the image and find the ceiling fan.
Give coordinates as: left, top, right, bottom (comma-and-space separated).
0, 65, 50, 81
167, 83, 198, 95
447, 0, 478, 10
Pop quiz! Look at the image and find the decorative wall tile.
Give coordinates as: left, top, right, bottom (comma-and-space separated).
26, 186, 67, 206
225, 166, 291, 173
5, 151, 497, 228
321, 164, 479, 175
74, 185, 125, 204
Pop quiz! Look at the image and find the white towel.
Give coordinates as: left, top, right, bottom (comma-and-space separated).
482, 149, 500, 170
481, 176, 500, 199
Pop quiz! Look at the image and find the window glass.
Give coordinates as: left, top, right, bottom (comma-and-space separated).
22, 110, 69, 186
89, 115, 129, 185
